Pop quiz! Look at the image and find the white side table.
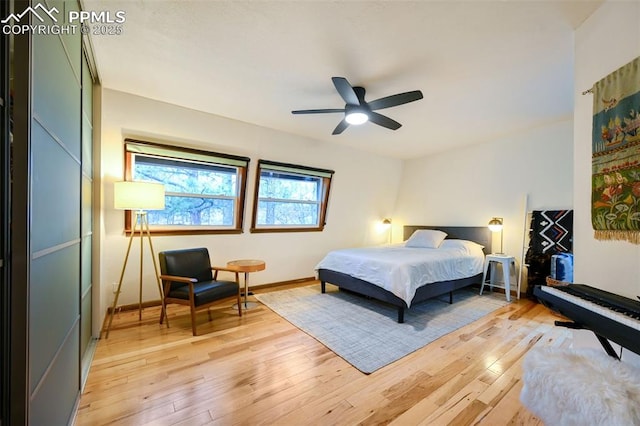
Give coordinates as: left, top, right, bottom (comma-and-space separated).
480, 254, 518, 301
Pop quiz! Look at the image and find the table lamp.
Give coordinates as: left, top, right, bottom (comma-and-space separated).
382, 218, 392, 243
488, 217, 504, 254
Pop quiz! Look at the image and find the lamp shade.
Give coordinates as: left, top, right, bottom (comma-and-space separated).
114, 181, 165, 210
382, 218, 392, 225
488, 217, 503, 232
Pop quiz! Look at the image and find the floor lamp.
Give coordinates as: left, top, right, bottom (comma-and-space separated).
104, 181, 167, 338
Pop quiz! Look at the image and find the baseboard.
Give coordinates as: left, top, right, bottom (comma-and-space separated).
251, 276, 316, 291
106, 299, 162, 314
472, 282, 524, 299
105, 276, 317, 315
106, 279, 522, 316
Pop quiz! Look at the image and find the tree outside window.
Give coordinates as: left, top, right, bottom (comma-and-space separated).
251, 160, 334, 233
123, 139, 249, 235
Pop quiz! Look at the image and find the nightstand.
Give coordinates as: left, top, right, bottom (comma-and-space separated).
480, 254, 518, 301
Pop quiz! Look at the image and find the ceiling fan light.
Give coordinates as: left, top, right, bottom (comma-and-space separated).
345, 112, 369, 125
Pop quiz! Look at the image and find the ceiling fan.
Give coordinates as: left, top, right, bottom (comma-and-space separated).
292, 77, 423, 135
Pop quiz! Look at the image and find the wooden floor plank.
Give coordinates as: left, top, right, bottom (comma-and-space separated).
419, 379, 490, 425
76, 281, 562, 425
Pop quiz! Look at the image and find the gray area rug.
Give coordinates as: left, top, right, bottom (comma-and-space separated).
255, 284, 509, 374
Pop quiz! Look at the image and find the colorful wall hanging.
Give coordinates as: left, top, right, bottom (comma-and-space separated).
591, 56, 640, 244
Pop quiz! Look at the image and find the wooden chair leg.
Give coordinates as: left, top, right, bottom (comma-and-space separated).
160, 282, 170, 325
190, 306, 198, 336
160, 303, 166, 324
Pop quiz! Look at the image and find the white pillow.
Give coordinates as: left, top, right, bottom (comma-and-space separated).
405, 229, 447, 248
440, 239, 485, 255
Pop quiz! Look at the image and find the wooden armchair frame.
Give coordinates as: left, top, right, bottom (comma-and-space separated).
159, 249, 243, 336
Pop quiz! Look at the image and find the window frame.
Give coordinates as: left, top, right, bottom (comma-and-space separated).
250, 159, 334, 233
123, 138, 250, 235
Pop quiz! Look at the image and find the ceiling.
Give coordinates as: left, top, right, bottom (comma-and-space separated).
83, 0, 603, 160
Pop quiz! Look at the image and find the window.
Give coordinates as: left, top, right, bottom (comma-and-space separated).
124, 139, 249, 234
251, 160, 334, 233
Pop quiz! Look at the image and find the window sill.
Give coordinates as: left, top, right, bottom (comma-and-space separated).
249, 227, 324, 233
124, 228, 244, 236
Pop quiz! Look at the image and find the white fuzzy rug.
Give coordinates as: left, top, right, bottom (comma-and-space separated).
520, 347, 640, 425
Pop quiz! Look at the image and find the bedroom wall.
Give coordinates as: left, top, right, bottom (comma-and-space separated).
573, 0, 640, 364
574, 1, 640, 299
97, 89, 403, 319
394, 119, 574, 292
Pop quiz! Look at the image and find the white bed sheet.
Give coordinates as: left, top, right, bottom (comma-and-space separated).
315, 244, 484, 306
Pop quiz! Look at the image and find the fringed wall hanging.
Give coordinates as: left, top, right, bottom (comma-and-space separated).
591, 56, 640, 244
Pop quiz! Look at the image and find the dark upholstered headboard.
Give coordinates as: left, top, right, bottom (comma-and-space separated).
403, 225, 492, 254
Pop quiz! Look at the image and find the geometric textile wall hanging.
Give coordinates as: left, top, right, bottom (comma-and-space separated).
591, 56, 640, 244
525, 210, 573, 297
529, 210, 573, 254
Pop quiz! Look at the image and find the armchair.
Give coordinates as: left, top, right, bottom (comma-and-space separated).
158, 247, 242, 335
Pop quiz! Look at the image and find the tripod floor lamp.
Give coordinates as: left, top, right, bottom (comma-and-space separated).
104, 181, 167, 338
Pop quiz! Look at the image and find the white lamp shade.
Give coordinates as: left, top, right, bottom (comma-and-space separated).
114, 181, 165, 210
488, 217, 503, 232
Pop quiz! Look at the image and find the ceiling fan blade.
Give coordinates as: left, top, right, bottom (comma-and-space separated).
368, 112, 402, 130
332, 77, 360, 105
292, 108, 345, 114
332, 118, 349, 135
367, 90, 423, 110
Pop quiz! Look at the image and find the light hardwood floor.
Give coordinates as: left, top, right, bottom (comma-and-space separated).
76, 281, 571, 425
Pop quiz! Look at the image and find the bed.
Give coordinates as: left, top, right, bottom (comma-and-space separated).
316, 225, 492, 323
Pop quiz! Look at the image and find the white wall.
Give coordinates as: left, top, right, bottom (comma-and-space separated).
573, 0, 640, 365
395, 119, 574, 291
574, 1, 640, 299
97, 89, 403, 318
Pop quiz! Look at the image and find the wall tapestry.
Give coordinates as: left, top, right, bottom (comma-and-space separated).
592, 56, 640, 244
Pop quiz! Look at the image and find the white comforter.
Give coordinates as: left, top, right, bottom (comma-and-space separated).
315, 244, 484, 306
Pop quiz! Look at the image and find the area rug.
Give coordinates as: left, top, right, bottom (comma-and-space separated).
255, 284, 509, 374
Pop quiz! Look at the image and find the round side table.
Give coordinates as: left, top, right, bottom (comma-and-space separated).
227, 259, 266, 310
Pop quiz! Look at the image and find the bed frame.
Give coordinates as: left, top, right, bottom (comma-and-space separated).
318, 225, 492, 323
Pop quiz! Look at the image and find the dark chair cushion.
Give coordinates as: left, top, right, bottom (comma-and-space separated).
167, 280, 239, 306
